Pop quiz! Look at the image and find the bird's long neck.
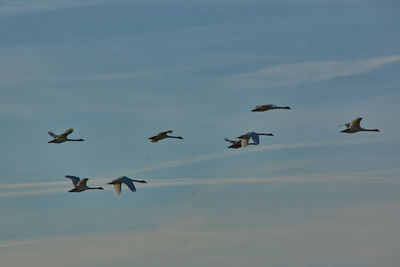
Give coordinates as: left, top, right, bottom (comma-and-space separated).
256, 133, 273, 136
87, 187, 103, 190
133, 180, 147, 183
166, 135, 182, 139
66, 138, 84, 141
362, 128, 380, 132
276, 106, 290, 109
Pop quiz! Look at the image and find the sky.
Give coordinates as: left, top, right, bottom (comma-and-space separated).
0, 0, 399, 266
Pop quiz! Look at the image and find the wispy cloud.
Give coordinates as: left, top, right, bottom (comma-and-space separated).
0, 138, 395, 198
0, 237, 64, 248
225, 54, 400, 88
120, 137, 385, 175
143, 172, 400, 189
1, 169, 399, 198
0, 188, 67, 198
0, 0, 112, 15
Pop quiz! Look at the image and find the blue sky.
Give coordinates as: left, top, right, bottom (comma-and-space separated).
0, 0, 399, 266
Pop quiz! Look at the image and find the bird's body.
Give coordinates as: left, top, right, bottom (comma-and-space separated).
148, 130, 183, 143
48, 128, 84, 143
237, 132, 273, 146
251, 104, 291, 112
340, 118, 380, 133
65, 176, 103, 193
107, 176, 147, 196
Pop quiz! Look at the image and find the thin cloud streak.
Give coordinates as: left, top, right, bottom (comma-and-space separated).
0, 181, 70, 189
0, 137, 389, 196
226, 54, 400, 88
121, 137, 384, 175
145, 174, 400, 188
0, 188, 67, 198
0, 238, 60, 248
0, 0, 112, 15
1, 169, 399, 198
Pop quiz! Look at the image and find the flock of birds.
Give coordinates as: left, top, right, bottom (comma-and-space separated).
64, 175, 147, 196
48, 104, 380, 196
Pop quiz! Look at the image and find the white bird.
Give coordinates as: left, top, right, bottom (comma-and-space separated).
251, 104, 291, 112
48, 128, 84, 143
148, 130, 183, 143
340, 117, 380, 133
237, 132, 274, 147
65, 175, 104, 193
107, 176, 147, 196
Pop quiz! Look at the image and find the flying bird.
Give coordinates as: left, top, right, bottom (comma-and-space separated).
65, 175, 104, 192
148, 130, 183, 143
339, 117, 380, 133
237, 132, 274, 147
251, 104, 291, 112
107, 176, 147, 196
48, 128, 84, 143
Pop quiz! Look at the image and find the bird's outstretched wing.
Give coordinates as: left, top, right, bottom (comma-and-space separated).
48, 131, 58, 138
350, 118, 362, 129
121, 176, 137, 192
249, 132, 260, 145
113, 184, 122, 196
224, 138, 235, 144
260, 104, 274, 108
59, 128, 74, 138
109, 176, 137, 195
237, 133, 250, 139
240, 138, 249, 148
159, 130, 173, 136
77, 178, 89, 187
65, 175, 80, 187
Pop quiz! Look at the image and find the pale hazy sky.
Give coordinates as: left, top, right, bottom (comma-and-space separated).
1, 1, 399, 266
